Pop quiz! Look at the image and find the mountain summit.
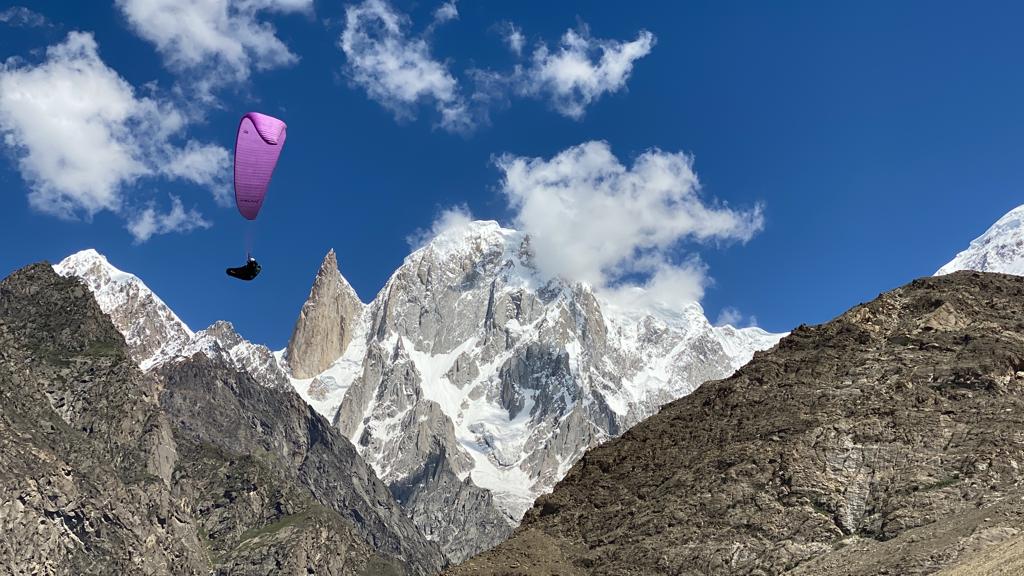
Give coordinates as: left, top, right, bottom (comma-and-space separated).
286, 248, 365, 379
53, 249, 192, 370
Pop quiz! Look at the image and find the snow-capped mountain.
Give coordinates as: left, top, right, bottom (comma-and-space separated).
181, 320, 290, 389
283, 220, 784, 560
937, 204, 1024, 275
54, 250, 288, 387
54, 249, 193, 370
55, 228, 783, 564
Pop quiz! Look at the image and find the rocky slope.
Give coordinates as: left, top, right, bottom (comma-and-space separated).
157, 351, 445, 574
284, 221, 781, 562
0, 263, 203, 575
449, 270, 1024, 575
0, 263, 443, 575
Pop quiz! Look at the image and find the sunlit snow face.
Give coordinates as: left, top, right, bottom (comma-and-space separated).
936, 204, 1024, 277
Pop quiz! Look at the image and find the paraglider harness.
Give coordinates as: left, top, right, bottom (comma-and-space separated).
227, 255, 261, 281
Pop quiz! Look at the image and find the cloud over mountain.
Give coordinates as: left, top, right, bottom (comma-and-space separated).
496, 140, 763, 308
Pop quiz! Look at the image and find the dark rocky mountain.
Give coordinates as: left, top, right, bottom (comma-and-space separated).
449, 271, 1024, 575
0, 263, 444, 575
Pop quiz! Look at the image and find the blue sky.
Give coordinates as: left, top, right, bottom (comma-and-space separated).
0, 0, 1021, 349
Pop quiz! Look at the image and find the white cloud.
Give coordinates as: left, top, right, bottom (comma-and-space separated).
714, 306, 743, 327
161, 141, 232, 205
340, 0, 471, 132
497, 141, 763, 305
501, 22, 525, 56
0, 32, 228, 239
127, 196, 212, 242
514, 26, 655, 119
338, 5, 652, 130
115, 0, 311, 97
0, 6, 51, 28
602, 257, 710, 313
432, 1, 458, 25
406, 204, 474, 249
713, 306, 759, 328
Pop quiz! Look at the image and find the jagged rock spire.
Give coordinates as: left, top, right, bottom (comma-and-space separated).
286, 249, 365, 378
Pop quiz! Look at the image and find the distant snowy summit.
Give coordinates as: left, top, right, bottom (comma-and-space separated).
937, 204, 1024, 276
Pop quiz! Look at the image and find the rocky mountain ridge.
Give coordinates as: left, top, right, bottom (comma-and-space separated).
290, 221, 780, 518
54, 250, 290, 390
0, 262, 445, 575
53, 249, 194, 370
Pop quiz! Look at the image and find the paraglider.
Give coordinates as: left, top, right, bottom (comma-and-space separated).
227, 112, 287, 281
226, 255, 261, 281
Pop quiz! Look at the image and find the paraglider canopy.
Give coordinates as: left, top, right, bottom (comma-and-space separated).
234, 112, 287, 221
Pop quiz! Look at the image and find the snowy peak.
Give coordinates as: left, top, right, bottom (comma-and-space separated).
286, 249, 365, 378
55, 249, 289, 389
181, 321, 290, 389
714, 324, 785, 368
937, 204, 1024, 276
318, 219, 786, 531
54, 249, 192, 370
56, 249, 132, 288
416, 220, 518, 260
402, 219, 540, 291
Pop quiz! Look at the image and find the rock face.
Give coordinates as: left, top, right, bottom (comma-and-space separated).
449, 271, 1024, 575
0, 263, 443, 575
937, 203, 1024, 275
157, 353, 445, 574
286, 249, 365, 379
0, 263, 203, 575
292, 221, 781, 562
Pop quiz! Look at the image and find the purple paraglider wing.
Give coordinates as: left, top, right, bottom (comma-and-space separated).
234, 112, 287, 220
